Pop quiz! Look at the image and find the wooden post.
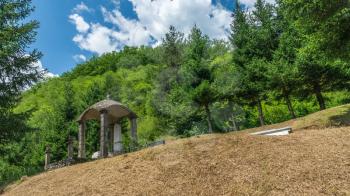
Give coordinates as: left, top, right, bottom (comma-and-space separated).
78, 121, 86, 159
100, 110, 108, 158
44, 146, 51, 170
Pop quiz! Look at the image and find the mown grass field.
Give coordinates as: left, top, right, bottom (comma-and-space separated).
4, 105, 350, 196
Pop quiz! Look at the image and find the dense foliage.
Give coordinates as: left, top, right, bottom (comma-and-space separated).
1, 0, 350, 187
0, 0, 43, 186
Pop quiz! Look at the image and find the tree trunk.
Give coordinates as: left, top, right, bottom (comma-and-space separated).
229, 101, 239, 131
257, 99, 265, 126
205, 104, 213, 133
284, 93, 296, 119
314, 84, 326, 110
231, 116, 239, 131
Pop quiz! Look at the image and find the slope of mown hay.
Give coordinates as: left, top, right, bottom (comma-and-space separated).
4, 127, 350, 195
245, 104, 350, 134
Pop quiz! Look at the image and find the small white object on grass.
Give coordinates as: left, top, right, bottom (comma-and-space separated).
91, 151, 101, 159
251, 127, 292, 136
92, 151, 114, 159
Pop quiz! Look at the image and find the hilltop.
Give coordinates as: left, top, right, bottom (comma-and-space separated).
3, 105, 350, 195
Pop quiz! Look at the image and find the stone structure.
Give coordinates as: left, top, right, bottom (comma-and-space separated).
77, 98, 138, 158
46, 158, 75, 170
44, 146, 51, 170
147, 140, 165, 148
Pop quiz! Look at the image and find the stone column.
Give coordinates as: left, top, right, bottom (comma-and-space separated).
67, 136, 73, 159
130, 118, 138, 142
100, 110, 108, 158
44, 146, 51, 170
109, 125, 114, 153
113, 123, 123, 154
78, 121, 86, 159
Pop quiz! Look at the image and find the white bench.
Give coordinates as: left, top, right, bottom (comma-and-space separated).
250, 127, 292, 136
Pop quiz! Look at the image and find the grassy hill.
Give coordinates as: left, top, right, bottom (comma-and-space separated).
245, 104, 350, 133
4, 105, 350, 195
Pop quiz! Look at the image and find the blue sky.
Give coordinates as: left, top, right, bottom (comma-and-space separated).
28, 0, 267, 76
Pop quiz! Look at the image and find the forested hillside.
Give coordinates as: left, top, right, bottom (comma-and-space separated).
1, 0, 350, 187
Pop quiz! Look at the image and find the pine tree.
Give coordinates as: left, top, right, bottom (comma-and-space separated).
0, 0, 43, 108
0, 0, 43, 141
230, 0, 278, 126
280, 0, 350, 110
157, 26, 184, 93
267, 5, 301, 119
162, 25, 184, 68
182, 25, 217, 133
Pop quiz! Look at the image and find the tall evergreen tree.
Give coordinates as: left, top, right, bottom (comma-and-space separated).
157, 26, 184, 93
280, 0, 350, 110
268, 30, 300, 118
230, 0, 278, 126
0, 0, 43, 141
0, 0, 43, 108
162, 25, 184, 68
182, 25, 217, 133
267, 5, 301, 119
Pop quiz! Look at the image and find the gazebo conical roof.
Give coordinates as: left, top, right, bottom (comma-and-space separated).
77, 99, 137, 124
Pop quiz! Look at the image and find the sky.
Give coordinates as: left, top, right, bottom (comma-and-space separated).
28, 0, 273, 76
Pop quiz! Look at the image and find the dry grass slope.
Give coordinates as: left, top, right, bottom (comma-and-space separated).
245, 104, 350, 133
4, 105, 350, 196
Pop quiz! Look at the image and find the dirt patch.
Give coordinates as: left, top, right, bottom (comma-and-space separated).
4, 127, 350, 196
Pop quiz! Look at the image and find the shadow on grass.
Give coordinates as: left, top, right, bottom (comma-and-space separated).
329, 105, 350, 127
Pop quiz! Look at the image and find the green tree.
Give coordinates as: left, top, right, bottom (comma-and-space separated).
208, 39, 230, 60
0, 0, 43, 109
0, 0, 43, 167
0, 0, 43, 144
280, 0, 350, 110
162, 25, 184, 68
62, 81, 76, 121
182, 25, 217, 133
281, 0, 350, 58
211, 53, 243, 131
230, 0, 278, 126
156, 26, 184, 94
267, 6, 301, 119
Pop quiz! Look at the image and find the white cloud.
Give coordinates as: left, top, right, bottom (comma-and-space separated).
73, 24, 119, 55
128, 0, 232, 41
73, 2, 93, 13
32, 60, 58, 78
73, 54, 87, 62
240, 0, 276, 8
69, 14, 90, 33
70, 0, 232, 55
44, 72, 59, 78
101, 7, 152, 46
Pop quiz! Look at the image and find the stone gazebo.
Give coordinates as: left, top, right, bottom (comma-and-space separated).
77, 99, 137, 158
